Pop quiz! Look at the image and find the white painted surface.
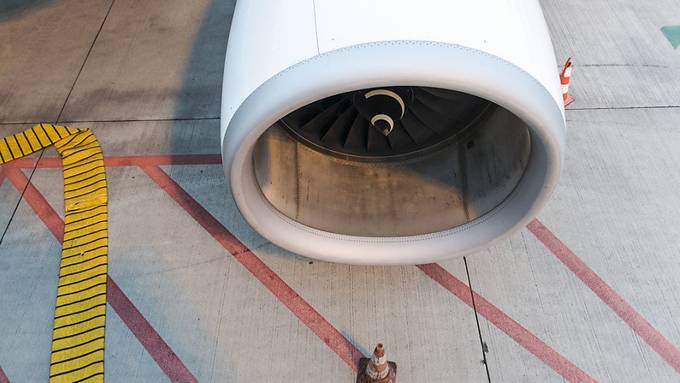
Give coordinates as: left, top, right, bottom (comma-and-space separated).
314, 0, 563, 108
220, 0, 318, 136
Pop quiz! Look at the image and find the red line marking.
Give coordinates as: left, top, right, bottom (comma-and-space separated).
5, 170, 198, 382
0, 366, 9, 383
5, 167, 64, 241
11, 154, 222, 169
104, 154, 222, 167
418, 263, 597, 383
107, 276, 199, 383
528, 219, 680, 375
140, 165, 363, 370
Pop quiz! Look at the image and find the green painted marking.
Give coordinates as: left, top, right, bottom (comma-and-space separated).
661, 25, 680, 49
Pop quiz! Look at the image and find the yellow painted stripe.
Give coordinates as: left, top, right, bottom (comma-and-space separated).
0, 138, 12, 163
61, 246, 107, 262
63, 147, 101, 166
51, 333, 105, 360
61, 238, 108, 258
52, 312, 106, 335
51, 349, 105, 377
64, 181, 108, 201
64, 205, 107, 222
32, 125, 52, 146
54, 303, 106, 332
64, 155, 104, 172
7, 136, 22, 158
63, 161, 104, 179
53, 302, 107, 329
64, 168, 107, 188
59, 135, 98, 153
58, 258, 109, 282
65, 193, 107, 214
50, 359, 104, 383
15, 133, 33, 155
0, 124, 107, 383
57, 261, 108, 285
55, 131, 91, 151
54, 125, 73, 139
64, 174, 107, 194
56, 267, 107, 293
42, 123, 63, 143
61, 145, 101, 164
64, 221, 108, 240
55, 293, 106, 323
25, 129, 42, 151
51, 350, 105, 379
52, 325, 106, 351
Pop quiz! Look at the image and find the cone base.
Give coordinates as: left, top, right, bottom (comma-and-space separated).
564, 94, 575, 107
356, 358, 397, 383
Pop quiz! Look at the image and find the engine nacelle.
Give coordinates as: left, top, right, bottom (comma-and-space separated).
221, 0, 565, 265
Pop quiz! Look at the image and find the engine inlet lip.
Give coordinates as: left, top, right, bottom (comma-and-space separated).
222, 40, 565, 265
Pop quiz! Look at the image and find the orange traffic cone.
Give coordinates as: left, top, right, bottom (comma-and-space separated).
560, 57, 575, 107
357, 343, 397, 383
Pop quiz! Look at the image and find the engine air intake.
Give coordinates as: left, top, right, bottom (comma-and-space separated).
220, 1, 566, 264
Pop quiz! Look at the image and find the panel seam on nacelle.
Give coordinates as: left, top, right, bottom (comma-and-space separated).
312, 0, 320, 55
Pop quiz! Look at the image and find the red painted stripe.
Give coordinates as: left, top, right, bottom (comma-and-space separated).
107, 277, 199, 383
528, 219, 680, 375
6, 171, 198, 382
418, 263, 597, 383
140, 165, 363, 370
9, 157, 59, 168
11, 154, 222, 169
6, 167, 64, 241
0, 366, 9, 383
104, 154, 222, 167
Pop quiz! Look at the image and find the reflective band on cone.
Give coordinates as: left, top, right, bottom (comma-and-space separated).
560, 57, 575, 106
358, 343, 396, 383
0, 124, 108, 383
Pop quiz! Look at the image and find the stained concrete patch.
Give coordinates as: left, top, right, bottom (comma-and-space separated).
60, 0, 235, 121
0, 0, 114, 123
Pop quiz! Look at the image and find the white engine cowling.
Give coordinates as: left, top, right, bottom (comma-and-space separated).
221, 0, 566, 265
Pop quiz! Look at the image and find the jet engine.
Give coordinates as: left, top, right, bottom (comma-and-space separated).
221, 0, 566, 264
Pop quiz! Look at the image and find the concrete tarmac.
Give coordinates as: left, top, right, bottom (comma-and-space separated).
2, 0, 680, 382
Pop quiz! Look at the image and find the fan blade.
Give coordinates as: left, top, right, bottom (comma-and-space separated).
299, 98, 347, 136
321, 106, 356, 145
344, 114, 369, 151
386, 120, 413, 150
367, 123, 391, 153
401, 110, 437, 144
